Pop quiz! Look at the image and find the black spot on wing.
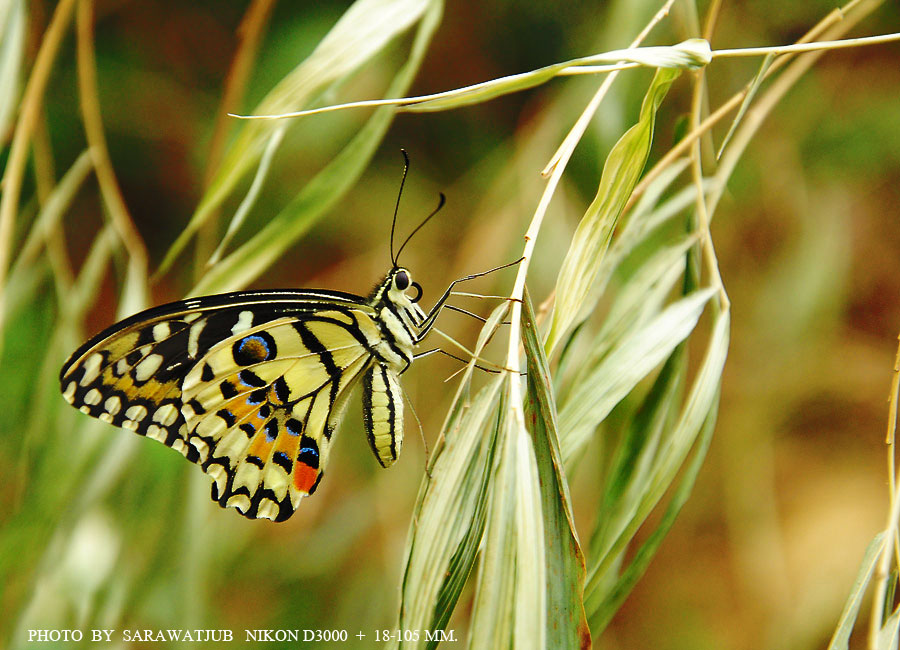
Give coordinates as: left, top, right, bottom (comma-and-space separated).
298, 436, 320, 470
238, 369, 266, 388
273, 451, 292, 473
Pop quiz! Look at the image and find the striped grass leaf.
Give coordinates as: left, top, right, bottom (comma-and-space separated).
588, 391, 718, 633
584, 310, 730, 625
589, 349, 688, 562
393, 303, 509, 649
398, 39, 709, 114
0, 0, 25, 141
190, 0, 442, 295
468, 376, 546, 650
521, 289, 591, 650
605, 158, 690, 264
877, 606, 900, 650
827, 533, 886, 650
558, 287, 717, 466
604, 171, 717, 282
571, 232, 698, 374
716, 53, 774, 160
253, 39, 711, 119
158, 0, 438, 278
545, 67, 682, 355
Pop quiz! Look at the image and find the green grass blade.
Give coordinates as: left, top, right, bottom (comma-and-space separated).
522, 289, 591, 650
0, 0, 25, 138
545, 67, 681, 354
585, 310, 730, 612
827, 533, 886, 650
157, 0, 437, 277
237, 39, 709, 118
394, 303, 509, 649
395, 376, 503, 649
877, 605, 900, 650
13, 150, 93, 274
589, 349, 687, 561
559, 287, 716, 465
468, 379, 546, 650
581, 232, 697, 366
588, 390, 718, 633
716, 53, 774, 161
189, 0, 442, 295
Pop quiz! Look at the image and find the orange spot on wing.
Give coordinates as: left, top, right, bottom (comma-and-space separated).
293, 462, 318, 493
247, 434, 273, 459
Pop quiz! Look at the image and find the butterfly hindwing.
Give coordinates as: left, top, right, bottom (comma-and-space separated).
181, 314, 377, 521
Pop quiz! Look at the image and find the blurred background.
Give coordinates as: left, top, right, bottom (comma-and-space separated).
2, 1, 900, 648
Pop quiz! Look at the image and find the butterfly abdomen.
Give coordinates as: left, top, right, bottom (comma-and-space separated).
362, 364, 404, 467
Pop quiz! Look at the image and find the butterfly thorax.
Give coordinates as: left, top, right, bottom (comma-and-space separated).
366, 267, 426, 374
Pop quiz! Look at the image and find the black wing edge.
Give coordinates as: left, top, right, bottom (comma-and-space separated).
58, 288, 370, 382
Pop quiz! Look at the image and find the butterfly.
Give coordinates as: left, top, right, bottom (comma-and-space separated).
59, 153, 510, 522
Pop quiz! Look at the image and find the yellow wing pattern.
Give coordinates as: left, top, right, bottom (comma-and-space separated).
59, 285, 414, 522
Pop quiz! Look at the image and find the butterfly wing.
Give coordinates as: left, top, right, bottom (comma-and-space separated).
60, 290, 384, 521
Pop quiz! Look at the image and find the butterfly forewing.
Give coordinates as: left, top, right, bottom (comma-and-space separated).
60, 274, 421, 522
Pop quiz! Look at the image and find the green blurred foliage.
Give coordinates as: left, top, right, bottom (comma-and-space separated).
1, 1, 899, 649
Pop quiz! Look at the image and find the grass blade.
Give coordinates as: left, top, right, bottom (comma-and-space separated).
589, 389, 718, 633
585, 310, 730, 617
559, 287, 716, 465
0, 0, 25, 138
468, 379, 546, 650
190, 0, 442, 295
827, 533, 886, 650
545, 67, 681, 353
522, 289, 591, 650
394, 303, 508, 649
158, 0, 436, 277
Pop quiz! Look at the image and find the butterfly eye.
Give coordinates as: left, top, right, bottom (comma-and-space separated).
394, 270, 410, 291
410, 282, 423, 303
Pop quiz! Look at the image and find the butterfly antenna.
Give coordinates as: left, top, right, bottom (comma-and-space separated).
390, 149, 411, 267
395, 192, 446, 265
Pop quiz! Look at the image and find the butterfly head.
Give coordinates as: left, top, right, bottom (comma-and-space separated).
372, 267, 427, 333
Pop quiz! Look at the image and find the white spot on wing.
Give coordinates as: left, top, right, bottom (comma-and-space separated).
257, 499, 279, 521
226, 494, 251, 513
171, 439, 189, 457
63, 381, 76, 403
79, 353, 104, 386
206, 463, 227, 494
152, 404, 179, 427
125, 404, 148, 422
232, 310, 254, 335
104, 395, 122, 415
188, 320, 206, 358
190, 436, 210, 462
84, 388, 102, 405
152, 322, 171, 341
147, 424, 167, 442
134, 354, 164, 382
